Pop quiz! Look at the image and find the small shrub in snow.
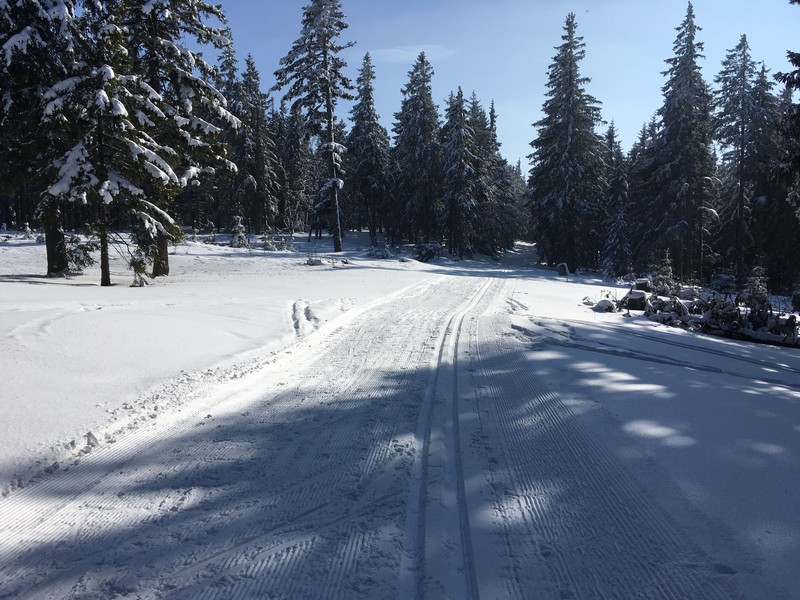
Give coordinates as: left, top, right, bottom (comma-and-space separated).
65, 235, 97, 271
649, 251, 678, 295
129, 250, 149, 287
711, 269, 736, 298
306, 248, 323, 266
414, 242, 443, 263
230, 216, 250, 249
369, 243, 392, 259
792, 291, 800, 313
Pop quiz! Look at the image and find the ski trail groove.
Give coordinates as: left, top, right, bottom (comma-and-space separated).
0, 275, 489, 599
467, 282, 741, 599
401, 276, 494, 600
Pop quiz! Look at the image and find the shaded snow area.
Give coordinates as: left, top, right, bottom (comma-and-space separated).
1, 236, 798, 599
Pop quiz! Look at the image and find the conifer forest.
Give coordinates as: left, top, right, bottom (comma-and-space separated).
1, 0, 799, 295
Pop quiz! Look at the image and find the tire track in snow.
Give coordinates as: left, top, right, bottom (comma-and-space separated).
467, 284, 741, 599
0, 275, 486, 599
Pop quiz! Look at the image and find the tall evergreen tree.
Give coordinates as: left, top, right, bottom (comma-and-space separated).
758, 81, 800, 291
528, 12, 605, 272
776, 1, 800, 243
236, 55, 278, 235
392, 52, 442, 244
649, 2, 717, 282
277, 101, 316, 234
0, 0, 76, 274
121, 0, 236, 277
626, 116, 662, 272
347, 53, 390, 246
273, 0, 354, 253
38, 0, 236, 286
467, 95, 526, 256
601, 123, 631, 278
713, 34, 761, 287
441, 88, 482, 258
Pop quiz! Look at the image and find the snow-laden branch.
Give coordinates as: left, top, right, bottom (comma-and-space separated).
320, 177, 344, 192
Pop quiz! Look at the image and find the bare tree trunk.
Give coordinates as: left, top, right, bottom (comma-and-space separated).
152, 231, 170, 277
99, 201, 111, 287
42, 200, 68, 275
325, 80, 343, 253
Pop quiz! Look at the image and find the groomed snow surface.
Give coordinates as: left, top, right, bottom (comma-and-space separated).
0, 232, 798, 599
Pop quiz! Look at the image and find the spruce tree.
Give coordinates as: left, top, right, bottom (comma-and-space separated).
0, 0, 76, 274
39, 0, 236, 286
528, 12, 605, 272
392, 52, 442, 244
347, 53, 390, 247
442, 88, 482, 258
121, 0, 237, 277
714, 34, 761, 287
467, 95, 525, 257
776, 0, 800, 187
235, 55, 278, 235
601, 123, 631, 278
273, 0, 354, 253
278, 101, 316, 234
626, 117, 662, 272
649, 2, 717, 282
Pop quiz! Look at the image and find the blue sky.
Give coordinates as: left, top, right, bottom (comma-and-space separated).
216, 0, 800, 167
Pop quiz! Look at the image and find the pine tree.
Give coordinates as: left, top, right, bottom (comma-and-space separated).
601, 123, 631, 278
648, 2, 717, 282
714, 34, 761, 287
776, 0, 800, 189
0, 0, 76, 274
626, 116, 661, 272
755, 84, 800, 291
121, 0, 237, 277
235, 55, 278, 235
39, 0, 236, 286
273, 0, 354, 253
528, 12, 605, 272
442, 88, 482, 258
277, 101, 315, 234
467, 95, 526, 257
347, 53, 390, 247
392, 52, 442, 244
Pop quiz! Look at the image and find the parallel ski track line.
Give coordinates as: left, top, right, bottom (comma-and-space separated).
551, 316, 800, 377
516, 317, 800, 390
471, 295, 740, 600
0, 275, 483, 599
400, 276, 494, 600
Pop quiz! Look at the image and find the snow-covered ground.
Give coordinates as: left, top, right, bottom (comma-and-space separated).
0, 232, 798, 599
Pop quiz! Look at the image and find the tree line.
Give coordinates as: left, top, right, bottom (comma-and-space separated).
1, 0, 799, 293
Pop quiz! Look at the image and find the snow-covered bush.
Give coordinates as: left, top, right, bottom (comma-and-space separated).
414, 242, 443, 263
792, 291, 800, 313
649, 251, 678, 295
369, 243, 392, 259
306, 248, 323, 266
230, 216, 250, 249
65, 235, 97, 271
742, 266, 772, 330
710, 269, 736, 298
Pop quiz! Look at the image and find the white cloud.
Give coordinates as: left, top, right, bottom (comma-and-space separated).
371, 44, 457, 65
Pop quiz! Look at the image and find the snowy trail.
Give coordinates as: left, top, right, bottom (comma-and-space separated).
463, 289, 740, 599
0, 274, 491, 599
0, 270, 751, 599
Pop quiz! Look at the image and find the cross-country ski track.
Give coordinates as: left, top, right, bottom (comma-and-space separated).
0, 268, 777, 599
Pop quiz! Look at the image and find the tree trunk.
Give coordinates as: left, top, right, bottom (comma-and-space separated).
151, 231, 170, 277
326, 81, 343, 253
99, 202, 111, 287
42, 201, 69, 275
